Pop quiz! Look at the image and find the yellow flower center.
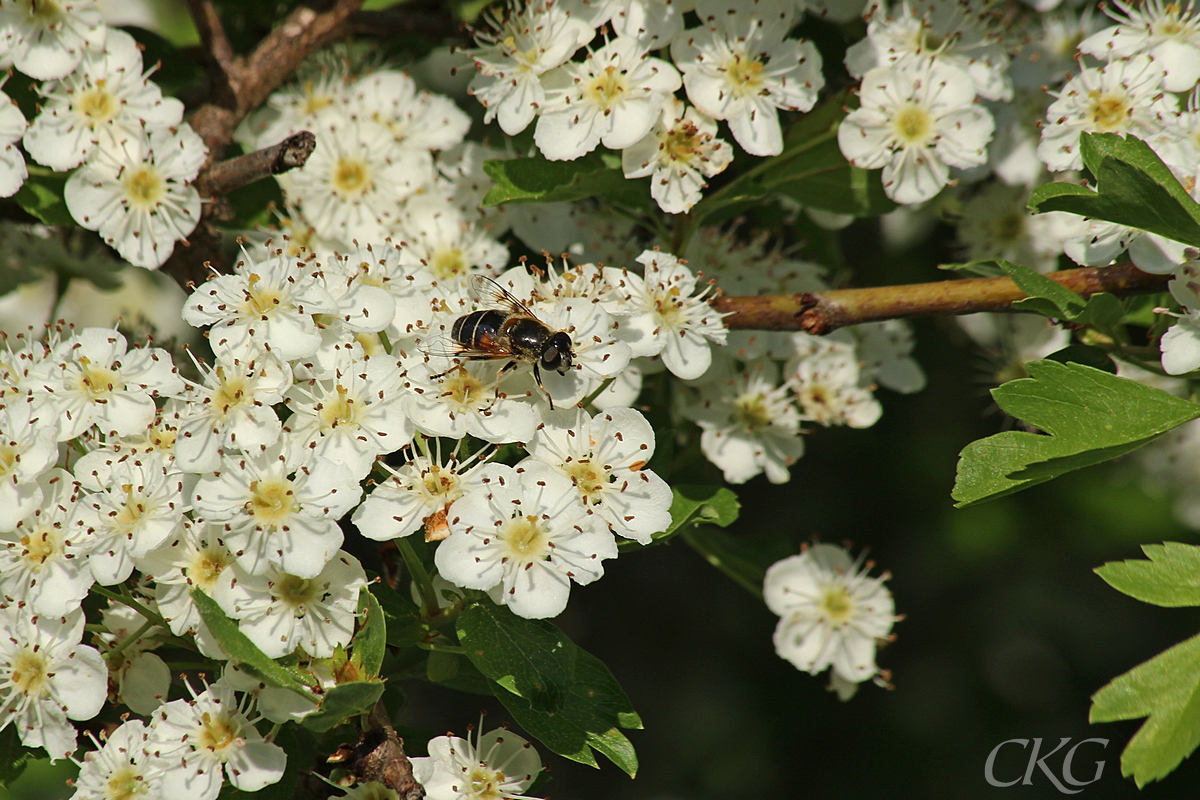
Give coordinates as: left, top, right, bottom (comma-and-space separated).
584, 66, 628, 109
501, 515, 550, 559
1087, 91, 1131, 131
76, 357, 118, 400
77, 84, 118, 124
818, 584, 855, 627
186, 547, 233, 591
333, 157, 371, 197
565, 459, 607, 500
733, 394, 772, 432
431, 248, 467, 280
466, 765, 507, 800
0, 444, 17, 478
114, 485, 148, 533
212, 370, 251, 416
318, 385, 360, 432
20, 528, 58, 569
892, 103, 934, 146
197, 711, 242, 757
10, 648, 49, 698
276, 573, 319, 612
105, 766, 150, 800
724, 54, 765, 96
249, 477, 296, 527
244, 273, 283, 317
123, 167, 166, 211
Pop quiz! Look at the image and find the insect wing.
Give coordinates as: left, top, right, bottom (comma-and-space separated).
470, 275, 536, 317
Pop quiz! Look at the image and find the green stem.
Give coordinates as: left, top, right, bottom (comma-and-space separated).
418, 642, 465, 654
103, 618, 159, 662
91, 585, 169, 629
397, 537, 439, 615
581, 377, 615, 410
682, 529, 764, 600
377, 329, 393, 356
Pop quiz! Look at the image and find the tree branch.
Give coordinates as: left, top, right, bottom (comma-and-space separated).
194, 131, 316, 198
163, 0, 366, 289
711, 262, 1170, 333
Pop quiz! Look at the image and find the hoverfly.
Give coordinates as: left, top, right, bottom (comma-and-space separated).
424, 275, 575, 409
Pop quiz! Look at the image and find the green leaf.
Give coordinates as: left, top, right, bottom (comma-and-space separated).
1028, 133, 1200, 247
458, 602, 641, 775
189, 589, 312, 692
1000, 261, 1125, 327
370, 581, 426, 649
1091, 632, 1200, 786
355, 587, 387, 677
1096, 543, 1200, 607
952, 360, 1200, 506
0, 725, 32, 788
682, 527, 775, 599
481, 152, 649, 208
12, 172, 73, 227
1042, 345, 1117, 374
301, 681, 386, 733
457, 603, 576, 713
651, 484, 740, 543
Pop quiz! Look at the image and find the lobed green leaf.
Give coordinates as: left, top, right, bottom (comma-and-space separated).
1091, 632, 1200, 786
952, 361, 1200, 506
458, 601, 641, 775
1028, 133, 1200, 247
652, 484, 740, 544
1096, 543, 1200, 607
481, 152, 649, 208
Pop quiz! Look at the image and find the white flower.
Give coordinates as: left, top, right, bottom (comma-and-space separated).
280, 113, 434, 244
1080, 0, 1200, 92
764, 543, 898, 684
64, 126, 206, 269
394, 196, 510, 287
354, 69, 471, 152
71, 720, 167, 800
213, 550, 366, 658
27, 326, 185, 441
534, 36, 681, 161
604, 250, 728, 379
0, 0, 106, 80
353, 443, 502, 542
23, 28, 184, 171
853, 320, 926, 394
404, 359, 539, 445
0, 84, 27, 198
683, 358, 805, 484
134, 521, 235, 658
0, 606, 106, 760
844, 0, 1014, 102
622, 98, 733, 214
183, 243, 338, 363
838, 60, 995, 204
467, 0, 596, 136
148, 681, 286, 800
284, 345, 413, 480
0, 398, 58, 530
672, 7, 824, 156
1161, 261, 1200, 374
957, 182, 1075, 273
174, 352, 291, 474
787, 335, 883, 429
524, 407, 672, 544
435, 465, 618, 619
523, 293, 632, 408
0, 469, 93, 618
411, 725, 543, 800
234, 59, 354, 152
1037, 55, 1178, 173
192, 444, 361, 579
73, 451, 185, 585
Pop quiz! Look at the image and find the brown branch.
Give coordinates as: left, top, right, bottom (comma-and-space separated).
712, 262, 1171, 334
194, 131, 317, 197
163, 0, 366, 289
186, 0, 235, 74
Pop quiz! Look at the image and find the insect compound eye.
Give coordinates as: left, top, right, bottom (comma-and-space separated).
545, 331, 574, 372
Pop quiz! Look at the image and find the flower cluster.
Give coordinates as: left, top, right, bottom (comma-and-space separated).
463, 0, 826, 212
3, 9, 204, 267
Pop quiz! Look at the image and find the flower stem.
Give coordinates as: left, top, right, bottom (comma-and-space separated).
397, 537, 440, 615
103, 617, 160, 662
